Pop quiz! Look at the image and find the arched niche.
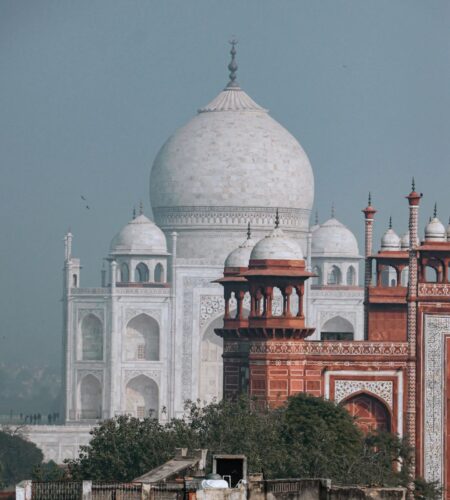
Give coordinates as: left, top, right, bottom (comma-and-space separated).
80, 314, 103, 361
381, 265, 397, 287
425, 265, 438, 283
199, 316, 224, 403
321, 315, 354, 341
312, 266, 321, 286
154, 263, 164, 283
346, 266, 356, 286
125, 314, 159, 361
121, 263, 129, 282
79, 374, 102, 420
135, 262, 149, 283
342, 392, 391, 434
125, 375, 158, 419
327, 265, 342, 285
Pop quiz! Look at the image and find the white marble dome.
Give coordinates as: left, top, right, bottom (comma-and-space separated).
425, 217, 446, 242
250, 227, 303, 261
400, 232, 410, 250
110, 214, 168, 255
381, 228, 401, 251
149, 75, 314, 261
224, 235, 256, 268
311, 218, 359, 257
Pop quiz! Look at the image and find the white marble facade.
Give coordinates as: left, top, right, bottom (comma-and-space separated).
25, 67, 366, 461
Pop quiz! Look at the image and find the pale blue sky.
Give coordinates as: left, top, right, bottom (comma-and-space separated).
1, 1, 449, 366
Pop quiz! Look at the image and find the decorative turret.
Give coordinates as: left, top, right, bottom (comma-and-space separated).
380, 217, 401, 251
424, 203, 446, 242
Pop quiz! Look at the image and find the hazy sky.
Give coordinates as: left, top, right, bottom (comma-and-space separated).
1, 1, 449, 367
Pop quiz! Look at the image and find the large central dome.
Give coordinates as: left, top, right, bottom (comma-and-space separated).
149, 48, 314, 261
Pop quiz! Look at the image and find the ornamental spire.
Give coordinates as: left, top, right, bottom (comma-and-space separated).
368, 192, 372, 206
247, 222, 251, 239
275, 208, 280, 229
434, 202, 437, 218
389, 216, 392, 230
412, 176, 415, 191
226, 38, 239, 88
139, 200, 144, 216
331, 202, 335, 218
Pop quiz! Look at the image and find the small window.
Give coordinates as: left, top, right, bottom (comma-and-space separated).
137, 344, 145, 360
154, 263, 164, 283
321, 332, 354, 341
72, 274, 78, 287
346, 266, 356, 286
137, 406, 146, 419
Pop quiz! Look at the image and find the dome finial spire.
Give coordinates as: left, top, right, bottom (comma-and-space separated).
132, 206, 136, 219
275, 208, 280, 228
368, 192, 372, 206
226, 37, 239, 88
434, 202, 437, 218
389, 216, 392, 229
139, 200, 144, 216
247, 221, 251, 239
412, 177, 416, 191
331, 202, 335, 218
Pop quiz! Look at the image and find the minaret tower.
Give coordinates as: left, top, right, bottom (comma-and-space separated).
362, 193, 377, 339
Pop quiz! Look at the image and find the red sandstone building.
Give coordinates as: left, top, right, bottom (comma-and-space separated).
216, 184, 450, 495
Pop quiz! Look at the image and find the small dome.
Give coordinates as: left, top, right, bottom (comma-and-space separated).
425, 217, 446, 242
381, 228, 401, 251
110, 214, 168, 255
400, 232, 409, 250
311, 218, 359, 257
224, 235, 256, 268
250, 227, 303, 261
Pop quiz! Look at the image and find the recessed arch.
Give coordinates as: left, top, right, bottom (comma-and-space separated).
342, 392, 391, 433
199, 315, 223, 403
321, 315, 354, 341
125, 375, 159, 419
135, 262, 149, 283
79, 374, 102, 420
327, 265, 341, 285
312, 266, 321, 286
154, 263, 164, 283
346, 266, 356, 286
80, 314, 103, 361
120, 262, 129, 282
125, 314, 159, 361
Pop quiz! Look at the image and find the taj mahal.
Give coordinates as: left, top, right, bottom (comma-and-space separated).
22, 44, 450, 497
61, 43, 363, 424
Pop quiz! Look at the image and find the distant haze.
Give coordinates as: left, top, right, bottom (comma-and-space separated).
0, 0, 449, 368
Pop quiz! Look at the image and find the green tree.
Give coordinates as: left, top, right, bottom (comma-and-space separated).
0, 428, 43, 488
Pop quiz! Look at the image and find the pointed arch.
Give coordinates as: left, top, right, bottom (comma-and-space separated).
125, 314, 159, 361
135, 262, 149, 282
125, 375, 159, 419
342, 392, 391, 433
79, 374, 102, 420
199, 315, 224, 403
327, 265, 341, 285
346, 266, 356, 286
154, 263, 164, 283
120, 263, 129, 282
321, 315, 354, 341
312, 266, 321, 286
81, 314, 103, 361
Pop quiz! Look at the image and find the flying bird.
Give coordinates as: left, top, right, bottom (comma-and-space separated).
86, 205, 90, 210
81, 195, 87, 201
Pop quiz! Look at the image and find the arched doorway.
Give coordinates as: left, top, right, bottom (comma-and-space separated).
125, 375, 159, 419
80, 314, 103, 361
79, 375, 102, 420
199, 316, 224, 403
125, 314, 159, 361
321, 316, 354, 341
342, 393, 391, 433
